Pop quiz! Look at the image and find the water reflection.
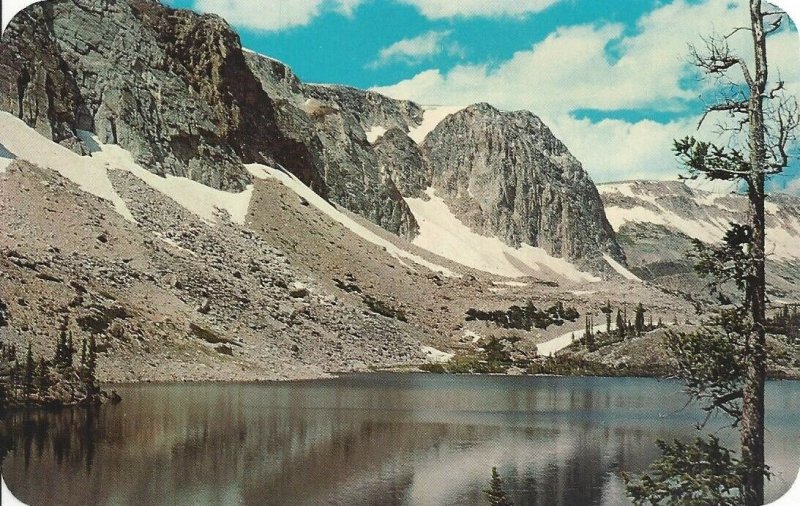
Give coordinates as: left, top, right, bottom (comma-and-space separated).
2, 375, 799, 505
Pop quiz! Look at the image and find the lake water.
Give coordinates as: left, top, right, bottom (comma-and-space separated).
2, 374, 799, 505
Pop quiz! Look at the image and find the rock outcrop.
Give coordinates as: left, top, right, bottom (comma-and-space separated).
0, 0, 323, 192
423, 103, 624, 267
244, 51, 419, 238
374, 128, 428, 198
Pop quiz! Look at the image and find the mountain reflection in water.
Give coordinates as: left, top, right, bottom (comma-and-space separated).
2, 374, 799, 505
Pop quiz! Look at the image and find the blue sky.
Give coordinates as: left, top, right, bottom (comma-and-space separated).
165, 0, 800, 192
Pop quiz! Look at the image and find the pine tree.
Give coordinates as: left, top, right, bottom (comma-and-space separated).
36, 357, 50, 396
634, 303, 646, 337
85, 335, 98, 395
23, 343, 34, 399
616, 309, 625, 338
628, 3, 798, 502
484, 467, 513, 506
10, 359, 20, 399
67, 333, 75, 367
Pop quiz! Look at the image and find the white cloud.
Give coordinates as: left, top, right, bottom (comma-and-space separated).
193, 0, 363, 31
398, 0, 560, 19
373, 0, 800, 183
371, 30, 463, 67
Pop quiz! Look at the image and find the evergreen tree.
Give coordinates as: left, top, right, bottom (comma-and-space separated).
10, 359, 20, 399
80, 338, 87, 374
67, 333, 75, 367
628, 2, 797, 502
85, 335, 98, 395
634, 303, 646, 336
484, 467, 513, 506
36, 357, 50, 397
23, 343, 34, 399
616, 309, 625, 338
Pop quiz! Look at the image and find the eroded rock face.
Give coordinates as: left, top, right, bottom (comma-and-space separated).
304, 85, 423, 134
0, 3, 88, 152
1, 0, 624, 259
0, 0, 323, 192
245, 52, 419, 238
374, 128, 428, 198
423, 103, 624, 266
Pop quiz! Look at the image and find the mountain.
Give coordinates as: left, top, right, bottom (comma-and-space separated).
422, 103, 625, 270
0, 0, 625, 263
0, 0, 750, 382
598, 180, 800, 301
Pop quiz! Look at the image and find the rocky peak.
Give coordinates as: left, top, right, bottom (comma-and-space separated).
423, 104, 624, 267
373, 127, 428, 198
305, 85, 424, 134
243, 50, 419, 238
0, 0, 324, 192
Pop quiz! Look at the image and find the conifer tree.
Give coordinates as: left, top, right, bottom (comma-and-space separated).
628, 2, 798, 503
10, 359, 20, 399
634, 303, 646, 336
484, 467, 513, 506
86, 335, 98, 395
36, 357, 50, 397
23, 343, 34, 399
616, 309, 625, 338
67, 333, 75, 367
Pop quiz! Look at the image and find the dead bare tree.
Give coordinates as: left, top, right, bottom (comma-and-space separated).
673, 1, 799, 504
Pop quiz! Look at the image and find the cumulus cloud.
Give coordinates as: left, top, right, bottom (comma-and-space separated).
370, 30, 463, 67
373, 0, 800, 183
397, 0, 561, 19
193, 0, 363, 31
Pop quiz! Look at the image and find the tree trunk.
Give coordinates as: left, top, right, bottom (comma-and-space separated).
742, 1, 767, 504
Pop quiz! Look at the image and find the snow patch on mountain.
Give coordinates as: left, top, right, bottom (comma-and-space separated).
599, 181, 800, 261
408, 105, 464, 144
365, 126, 387, 143
537, 323, 609, 357
247, 164, 456, 277
0, 112, 260, 226
405, 188, 600, 282
421, 345, 454, 363
0, 112, 135, 221
89, 140, 254, 225
603, 253, 642, 282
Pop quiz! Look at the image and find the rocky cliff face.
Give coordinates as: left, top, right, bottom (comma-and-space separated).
374, 128, 428, 198
244, 52, 419, 238
423, 104, 624, 267
0, 0, 323, 192
1, 0, 626, 264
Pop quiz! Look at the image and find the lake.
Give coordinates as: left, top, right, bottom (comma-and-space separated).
2, 374, 799, 505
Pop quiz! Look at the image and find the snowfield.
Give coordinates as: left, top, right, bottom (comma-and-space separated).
408, 105, 465, 144
536, 323, 608, 357
603, 253, 642, 282
421, 346, 455, 364
365, 126, 387, 144
599, 181, 800, 261
0, 113, 136, 222
405, 188, 600, 282
246, 164, 456, 277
